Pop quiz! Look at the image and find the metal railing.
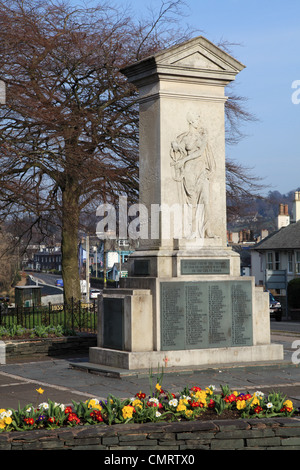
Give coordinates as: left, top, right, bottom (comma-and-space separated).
0, 298, 97, 334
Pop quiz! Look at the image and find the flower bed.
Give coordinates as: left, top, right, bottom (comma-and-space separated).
0, 381, 297, 433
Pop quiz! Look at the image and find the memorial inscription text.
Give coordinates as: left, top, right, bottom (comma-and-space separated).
160, 280, 252, 351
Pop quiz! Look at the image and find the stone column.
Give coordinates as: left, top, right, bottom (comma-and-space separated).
121, 36, 244, 252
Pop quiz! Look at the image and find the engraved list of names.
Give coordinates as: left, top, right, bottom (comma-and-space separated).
160, 280, 253, 351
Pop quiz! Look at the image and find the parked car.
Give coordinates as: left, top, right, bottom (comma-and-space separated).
269, 291, 282, 321
90, 289, 101, 299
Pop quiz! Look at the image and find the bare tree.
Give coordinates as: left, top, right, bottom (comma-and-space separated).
0, 0, 261, 300
0, 0, 188, 301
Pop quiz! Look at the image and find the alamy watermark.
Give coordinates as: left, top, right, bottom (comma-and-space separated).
291, 340, 300, 364
291, 80, 300, 104
95, 195, 207, 242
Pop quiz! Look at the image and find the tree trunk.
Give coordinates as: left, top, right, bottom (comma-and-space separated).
61, 183, 81, 303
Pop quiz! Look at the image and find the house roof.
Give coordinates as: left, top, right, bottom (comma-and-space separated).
252, 220, 300, 251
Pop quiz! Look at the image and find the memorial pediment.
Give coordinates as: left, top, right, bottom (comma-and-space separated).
122, 36, 245, 86
153, 36, 245, 74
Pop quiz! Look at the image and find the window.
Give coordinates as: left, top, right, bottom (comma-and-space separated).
275, 252, 280, 270
296, 252, 300, 274
267, 252, 273, 270
288, 252, 293, 273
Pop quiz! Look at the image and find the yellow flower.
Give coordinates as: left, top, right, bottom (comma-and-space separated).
86, 398, 102, 410
132, 399, 143, 409
185, 410, 193, 418
250, 396, 260, 407
176, 400, 187, 412
180, 397, 189, 406
155, 383, 162, 392
233, 391, 238, 397
0, 419, 5, 429
193, 390, 207, 400
283, 400, 293, 410
36, 387, 44, 395
122, 405, 135, 420
4, 417, 12, 425
236, 400, 246, 410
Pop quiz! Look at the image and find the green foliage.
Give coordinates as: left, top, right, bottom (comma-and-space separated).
0, 382, 297, 433
0, 324, 74, 338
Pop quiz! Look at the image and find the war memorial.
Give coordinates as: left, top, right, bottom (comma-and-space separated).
89, 36, 284, 370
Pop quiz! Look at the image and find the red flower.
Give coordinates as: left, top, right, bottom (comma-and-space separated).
254, 406, 263, 414
281, 405, 293, 413
208, 399, 215, 409
146, 401, 163, 409
244, 394, 252, 401
48, 417, 55, 424
135, 391, 146, 399
191, 401, 200, 408
24, 418, 34, 425
90, 410, 103, 422
224, 394, 237, 403
191, 386, 202, 392
65, 406, 73, 414
67, 413, 80, 424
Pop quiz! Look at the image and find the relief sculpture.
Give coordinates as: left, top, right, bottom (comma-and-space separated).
170, 112, 216, 239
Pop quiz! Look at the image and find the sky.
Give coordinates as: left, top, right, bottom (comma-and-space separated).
112, 0, 300, 196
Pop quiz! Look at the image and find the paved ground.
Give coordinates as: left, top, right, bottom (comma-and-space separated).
1, 326, 300, 410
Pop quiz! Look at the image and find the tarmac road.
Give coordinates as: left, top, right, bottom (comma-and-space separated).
1, 325, 300, 410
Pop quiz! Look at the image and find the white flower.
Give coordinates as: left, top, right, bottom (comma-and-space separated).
267, 402, 273, 409
26, 407, 34, 413
254, 391, 264, 397
156, 411, 161, 417
179, 395, 191, 401
148, 397, 159, 405
169, 398, 178, 407
0, 410, 12, 419
38, 402, 49, 410
208, 385, 216, 391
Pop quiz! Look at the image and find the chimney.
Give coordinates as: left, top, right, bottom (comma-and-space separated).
277, 203, 290, 229
292, 192, 300, 223
284, 204, 289, 215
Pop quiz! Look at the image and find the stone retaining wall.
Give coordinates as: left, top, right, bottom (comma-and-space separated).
1, 417, 300, 450
4, 335, 97, 359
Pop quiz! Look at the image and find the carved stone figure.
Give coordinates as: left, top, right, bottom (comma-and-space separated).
170, 112, 216, 238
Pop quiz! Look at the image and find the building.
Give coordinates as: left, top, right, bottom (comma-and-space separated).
251, 192, 300, 292
33, 246, 62, 272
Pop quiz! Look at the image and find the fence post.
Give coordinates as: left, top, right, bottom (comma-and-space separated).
79, 299, 82, 332
32, 303, 35, 329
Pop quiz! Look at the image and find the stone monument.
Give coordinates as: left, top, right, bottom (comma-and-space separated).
89, 36, 283, 369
